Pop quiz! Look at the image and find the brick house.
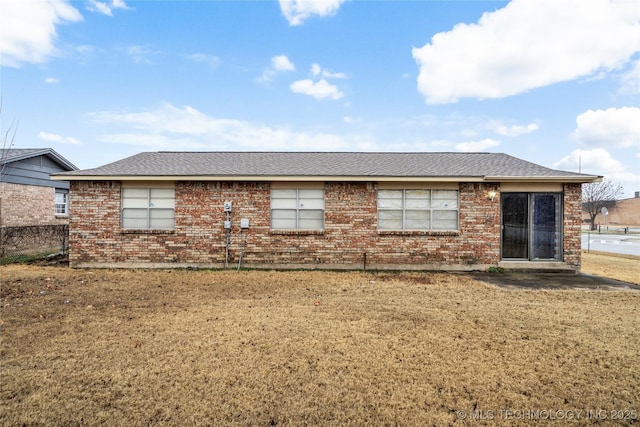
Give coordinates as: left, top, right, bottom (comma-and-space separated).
582, 195, 640, 227
52, 152, 600, 271
0, 148, 78, 227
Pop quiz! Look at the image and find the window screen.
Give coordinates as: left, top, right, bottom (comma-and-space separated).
271, 188, 324, 230
378, 189, 458, 230
122, 188, 175, 229
55, 191, 68, 215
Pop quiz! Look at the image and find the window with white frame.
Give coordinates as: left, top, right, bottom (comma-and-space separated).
121, 188, 175, 229
377, 189, 458, 230
55, 191, 69, 215
271, 188, 324, 230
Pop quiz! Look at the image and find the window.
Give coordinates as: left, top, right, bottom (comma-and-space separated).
378, 189, 458, 230
122, 188, 175, 229
55, 191, 68, 215
271, 188, 324, 230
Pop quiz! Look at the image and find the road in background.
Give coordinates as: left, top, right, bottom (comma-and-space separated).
582, 231, 640, 256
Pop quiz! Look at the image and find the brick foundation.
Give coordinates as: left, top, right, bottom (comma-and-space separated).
68, 180, 581, 270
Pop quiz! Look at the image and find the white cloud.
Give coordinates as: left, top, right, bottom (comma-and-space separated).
572, 107, 640, 148
619, 58, 640, 95
273, 55, 296, 72
279, 0, 347, 26
87, 0, 111, 15
75, 45, 95, 55
125, 45, 159, 64
89, 103, 350, 150
38, 131, 81, 145
412, 0, 640, 104
86, 0, 130, 16
311, 63, 346, 79
288, 64, 346, 99
186, 53, 220, 70
44, 77, 60, 84
455, 138, 500, 152
489, 121, 540, 137
290, 79, 344, 100
554, 148, 640, 196
96, 133, 206, 149
0, 0, 82, 67
555, 148, 622, 172
258, 55, 296, 82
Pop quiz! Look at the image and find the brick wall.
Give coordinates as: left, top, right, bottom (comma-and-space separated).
69, 180, 581, 270
0, 182, 68, 227
562, 183, 583, 268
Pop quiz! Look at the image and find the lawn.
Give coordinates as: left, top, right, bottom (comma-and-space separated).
581, 251, 640, 285
1, 260, 639, 426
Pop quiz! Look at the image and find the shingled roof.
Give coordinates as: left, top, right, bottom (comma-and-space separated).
52, 151, 600, 183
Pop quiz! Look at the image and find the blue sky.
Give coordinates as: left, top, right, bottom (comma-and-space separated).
1, 0, 639, 197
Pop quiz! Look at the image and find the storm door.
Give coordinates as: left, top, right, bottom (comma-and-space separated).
531, 194, 562, 260
501, 193, 562, 261
501, 193, 529, 259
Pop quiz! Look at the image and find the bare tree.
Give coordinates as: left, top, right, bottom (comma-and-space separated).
0, 97, 19, 177
1, 98, 19, 228
582, 179, 624, 230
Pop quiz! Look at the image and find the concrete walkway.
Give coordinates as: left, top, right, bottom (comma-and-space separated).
468, 272, 640, 291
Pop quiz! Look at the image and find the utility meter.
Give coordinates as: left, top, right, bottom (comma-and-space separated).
223, 201, 232, 212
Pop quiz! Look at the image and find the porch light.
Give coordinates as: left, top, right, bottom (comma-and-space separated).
488, 190, 497, 202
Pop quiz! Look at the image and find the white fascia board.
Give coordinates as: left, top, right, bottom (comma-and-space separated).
484, 175, 602, 183
50, 175, 487, 182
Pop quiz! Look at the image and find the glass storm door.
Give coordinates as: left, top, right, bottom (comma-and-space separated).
501, 193, 562, 261
501, 193, 529, 259
531, 194, 561, 260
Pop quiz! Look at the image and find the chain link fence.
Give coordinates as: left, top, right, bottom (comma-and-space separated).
0, 224, 68, 262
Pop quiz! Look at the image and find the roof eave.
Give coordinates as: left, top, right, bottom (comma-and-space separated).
484, 175, 602, 183
51, 175, 489, 182
3, 148, 78, 171
51, 174, 601, 183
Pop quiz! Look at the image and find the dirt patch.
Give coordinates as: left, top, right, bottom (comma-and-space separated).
1, 266, 639, 426
469, 271, 640, 291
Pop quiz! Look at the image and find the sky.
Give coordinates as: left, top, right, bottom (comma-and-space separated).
1, 0, 639, 197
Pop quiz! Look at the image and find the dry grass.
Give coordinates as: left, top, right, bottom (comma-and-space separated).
1, 265, 639, 426
582, 251, 640, 285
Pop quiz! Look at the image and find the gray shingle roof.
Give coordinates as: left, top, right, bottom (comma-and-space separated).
53, 151, 599, 181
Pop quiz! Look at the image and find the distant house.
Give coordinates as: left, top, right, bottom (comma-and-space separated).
0, 148, 78, 227
52, 151, 600, 271
582, 194, 640, 226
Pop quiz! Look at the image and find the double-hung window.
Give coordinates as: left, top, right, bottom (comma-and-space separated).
378, 189, 458, 230
271, 188, 324, 230
122, 188, 175, 229
54, 191, 69, 215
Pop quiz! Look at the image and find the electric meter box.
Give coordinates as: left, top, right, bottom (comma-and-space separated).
224, 220, 231, 229
223, 201, 232, 212
240, 218, 250, 229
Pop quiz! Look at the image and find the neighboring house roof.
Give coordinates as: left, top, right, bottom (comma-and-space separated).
51, 151, 601, 183
1, 148, 78, 171
1, 148, 78, 189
